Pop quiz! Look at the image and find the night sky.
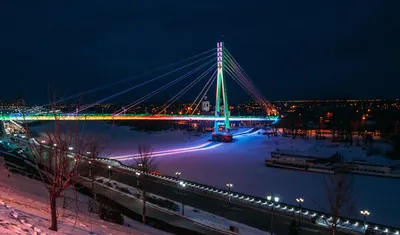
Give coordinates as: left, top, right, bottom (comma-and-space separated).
0, 1, 399, 105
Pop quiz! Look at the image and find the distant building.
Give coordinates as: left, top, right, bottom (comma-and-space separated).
201, 96, 210, 112
0, 96, 26, 108
12, 97, 26, 107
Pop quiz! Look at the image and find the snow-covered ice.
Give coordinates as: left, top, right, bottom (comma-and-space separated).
31, 121, 400, 228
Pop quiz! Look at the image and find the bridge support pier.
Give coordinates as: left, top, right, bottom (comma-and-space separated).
211, 131, 233, 142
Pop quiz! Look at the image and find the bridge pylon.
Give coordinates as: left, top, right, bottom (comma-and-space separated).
212, 41, 233, 142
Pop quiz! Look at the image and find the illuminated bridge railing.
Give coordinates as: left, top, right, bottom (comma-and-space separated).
0, 113, 280, 122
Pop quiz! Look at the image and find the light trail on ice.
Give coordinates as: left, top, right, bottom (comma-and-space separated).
112, 142, 222, 161
108, 128, 257, 161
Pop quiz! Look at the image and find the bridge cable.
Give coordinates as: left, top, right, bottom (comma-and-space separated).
42, 48, 216, 107
225, 53, 267, 104
190, 71, 217, 115
157, 65, 216, 115
73, 52, 216, 114
225, 62, 271, 112
225, 51, 274, 111
225, 66, 260, 104
225, 62, 264, 104
185, 69, 217, 115
225, 50, 270, 102
224, 52, 275, 111
113, 58, 215, 115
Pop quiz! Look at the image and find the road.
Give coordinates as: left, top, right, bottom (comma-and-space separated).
89, 164, 352, 235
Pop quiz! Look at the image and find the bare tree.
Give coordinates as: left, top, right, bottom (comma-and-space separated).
26, 112, 94, 231
323, 173, 355, 235
86, 133, 106, 201
133, 144, 157, 224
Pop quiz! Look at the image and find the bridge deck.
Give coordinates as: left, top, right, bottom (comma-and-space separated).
0, 114, 279, 121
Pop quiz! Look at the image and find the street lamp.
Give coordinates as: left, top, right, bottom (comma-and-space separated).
179, 181, 187, 216
267, 194, 280, 234
175, 171, 181, 180
135, 172, 141, 187
274, 196, 280, 203
296, 197, 304, 226
226, 183, 233, 202
360, 210, 370, 234
108, 166, 112, 180
88, 161, 92, 177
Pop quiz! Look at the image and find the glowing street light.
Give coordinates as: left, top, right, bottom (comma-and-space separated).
68, 147, 73, 150
226, 183, 233, 202
296, 197, 304, 205
135, 172, 141, 187
179, 181, 187, 216
267, 194, 280, 234
108, 165, 112, 179
175, 171, 181, 180
296, 197, 305, 224
361, 210, 370, 234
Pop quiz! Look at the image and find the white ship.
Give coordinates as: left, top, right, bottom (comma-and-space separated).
266, 152, 400, 178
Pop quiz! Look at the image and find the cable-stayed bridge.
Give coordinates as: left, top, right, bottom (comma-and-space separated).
2, 41, 278, 141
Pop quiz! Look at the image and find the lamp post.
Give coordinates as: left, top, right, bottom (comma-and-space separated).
135, 172, 141, 187
360, 210, 370, 234
87, 151, 93, 177
88, 161, 92, 177
179, 181, 186, 216
226, 183, 233, 202
267, 194, 280, 234
175, 171, 181, 180
108, 166, 112, 180
296, 197, 304, 226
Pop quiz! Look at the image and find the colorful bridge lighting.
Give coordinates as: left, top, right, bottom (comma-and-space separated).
0, 114, 279, 122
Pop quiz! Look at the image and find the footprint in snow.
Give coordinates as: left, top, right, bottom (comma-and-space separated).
24, 223, 33, 227
10, 212, 19, 219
